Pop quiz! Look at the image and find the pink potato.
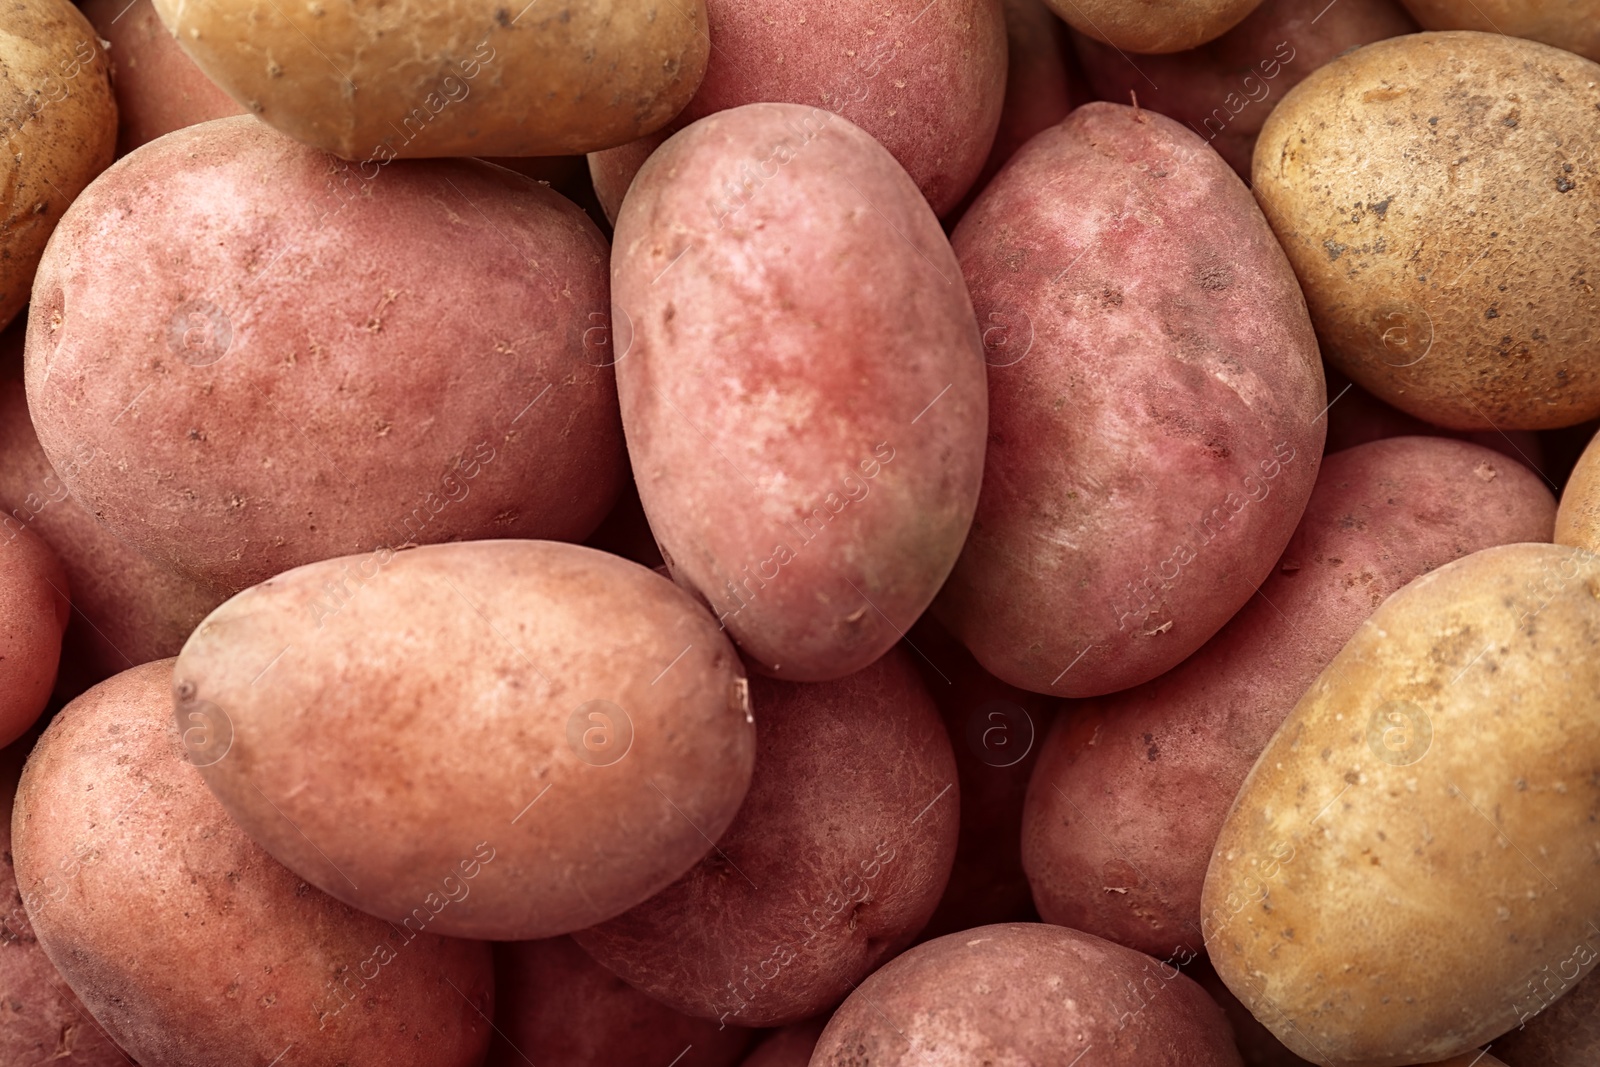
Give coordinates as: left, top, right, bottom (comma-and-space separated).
588, 0, 1007, 220
738, 1018, 826, 1067
1021, 436, 1556, 960
574, 647, 959, 1026
810, 923, 1244, 1065
485, 937, 751, 1067
1071, 0, 1418, 178
934, 101, 1324, 698
613, 103, 987, 682
26, 116, 623, 598
0, 520, 70, 749
10, 659, 495, 1067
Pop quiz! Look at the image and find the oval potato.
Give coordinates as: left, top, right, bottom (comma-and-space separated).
1046, 0, 1266, 53
1397, 0, 1600, 62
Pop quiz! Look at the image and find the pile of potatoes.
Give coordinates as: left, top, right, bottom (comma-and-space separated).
1, 0, 1597, 1064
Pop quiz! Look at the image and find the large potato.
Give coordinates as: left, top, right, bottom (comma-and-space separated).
0, 0, 116, 330
574, 648, 959, 1025
614, 103, 987, 682
11, 659, 495, 1067
810, 923, 1244, 1065
935, 102, 1324, 698
1023, 437, 1556, 960
150, 0, 709, 158
1204, 543, 1600, 1064
176, 540, 755, 941
0, 522, 69, 748
1253, 31, 1600, 431
27, 115, 623, 597
1397, 0, 1600, 61
1046, 0, 1266, 53
1495, 967, 1600, 1065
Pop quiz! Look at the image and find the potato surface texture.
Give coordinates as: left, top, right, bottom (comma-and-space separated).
1046, 0, 1267, 53
936, 101, 1324, 698
1204, 543, 1600, 1064
0, 523, 69, 748
1253, 31, 1600, 431
10, 660, 495, 1067
613, 102, 987, 682
175, 540, 756, 941
1398, 0, 1600, 61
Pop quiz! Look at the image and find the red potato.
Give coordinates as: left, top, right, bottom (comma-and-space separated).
574, 647, 959, 1026
613, 103, 987, 682
1022, 437, 1557, 960
738, 1018, 826, 1067
935, 102, 1324, 698
0, 522, 70, 749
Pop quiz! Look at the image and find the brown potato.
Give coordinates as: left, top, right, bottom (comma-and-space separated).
1046, 0, 1266, 53
1398, 0, 1600, 61
11, 659, 495, 1067
1555, 427, 1600, 550
738, 1019, 826, 1067
574, 647, 959, 1026
1495, 966, 1600, 1065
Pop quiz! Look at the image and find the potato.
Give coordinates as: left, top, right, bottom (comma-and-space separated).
1397, 0, 1600, 61
574, 647, 959, 1026
79, 0, 243, 153
1253, 31, 1600, 431
1555, 427, 1600, 550
0, 0, 116, 331
150, 0, 709, 158
176, 539, 755, 941
27, 115, 624, 598
1191, 958, 1316, 1067
1204, 542, 1600, 1063
935, 101, 1324, 698
485, 937, 751, 1067
1070, 0, 1417, 177
613, 103, 987, 682
738, 1019, 826, 1067
1046, 0, 1266, 53
11, 659, 495, 1067
810, 923, 1244, 1065
1495, 967, 1600, 1065
0, 522, 69, 748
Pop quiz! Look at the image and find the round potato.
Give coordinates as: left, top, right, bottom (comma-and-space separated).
1397, 0, 1600, 62
0, 522, 69, 748
810, 923, 1244, 1065
150, 0, 709, 158
574, 647, 959, 1026
1253, 31, 1600, 431
1204, 543, 1600, 1063
485, 937, 751, 1067
11, 659, 495, 1067
1495, 967, 1600, 1065
738, 1019, 826, 1067
935, 101, 1324, 698
175, 540, 755, 941
27, 115, 623, 598
1046, 0, 1266, 53
614, 103, 987, 682
0, 0, 117, 331
1555, 427, 1600, 550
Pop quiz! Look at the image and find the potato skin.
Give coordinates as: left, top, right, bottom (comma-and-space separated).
1023, 437, 1556, 960
176, 540, 755, 941
1495, 967, 1600, 1065
614, 103, 987, 682
1253, 31, 1600, 431
485, 937, 751, 1067
1555, 427, 1600, 550
811, 923, 1245, 1065
1204, 543, 1600, 1064
966, 0, 1083, 201
1398, 0, 1600, 62
150, 0, 709, 158
27, 116, 623, 597
574, 648, 959, 1026
0, 0, 117, 331
1046, 0, 1266, 53
935, 102, 1324, 698
0, 524, 69, 748
11, 659, 495, 1067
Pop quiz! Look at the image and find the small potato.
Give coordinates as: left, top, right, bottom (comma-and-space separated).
28, 116, 624, 597
0, 0, 116, 330
936, 102, 1324, 698
1495, 967, 1600, 1065
0, 523, 69, 749
176, 540, 755, 941
738, 1019, 826, 1067
1398, 0, 1600, 61
1204, 543, 1600, 1063
11, 660, 495, 1067
614, 103, 987, 682
574, 648, 959, 1026
485, 937, 751, 1067
1253, 32, 1600, 431
150, 0, 709, 158
1046, 0, 1266, 53
810, 923, 1244, 1065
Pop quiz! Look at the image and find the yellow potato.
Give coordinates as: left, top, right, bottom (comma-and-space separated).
1399, 0, 1600, 62
1046, 0, 1266, 53
1555, 427, 1600, 550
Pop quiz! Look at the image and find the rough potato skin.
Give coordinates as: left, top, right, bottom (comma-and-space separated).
1253, 31, 1600, 431
574, 648, 959, 1026
935, 102, 1324, 698
0, 0, 117, 330
485, 937, 751, 1067
1023, 437, 1556, 961
614, 103, 987, 682
1045, 0, 1266, 53
737, 1019, 825, 1067
1398, 0, 1600, 62
811, 923, 1245, 1065
1204, 543, 1600, 1064
1495, 966, 1600, 1065
150, 0, 709, 158
11, 660, 495, 1067
1071, 0, 1417, 177
1555, 427, 1600, 549
27, 116, 623, 597
176, 540, 756, 941
0, 523, 69, 748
